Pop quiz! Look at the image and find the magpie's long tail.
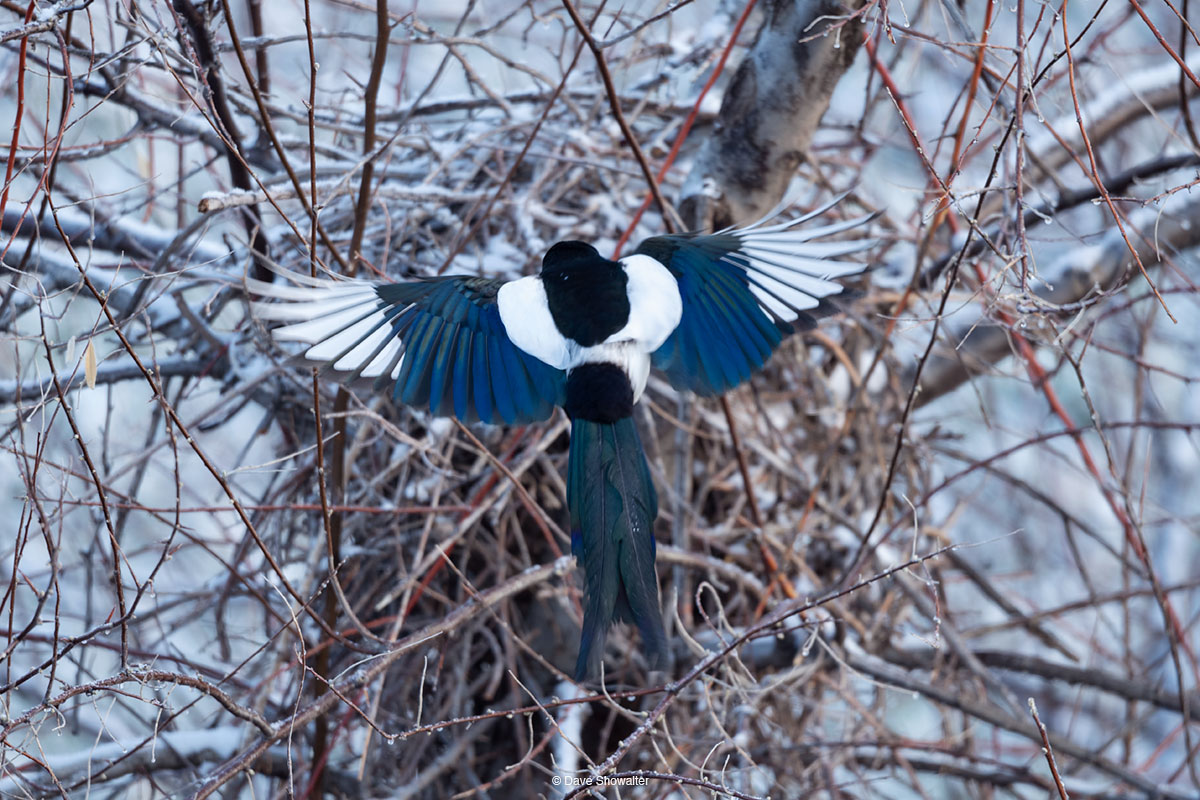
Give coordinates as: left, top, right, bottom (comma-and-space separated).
568, 415, 666, 680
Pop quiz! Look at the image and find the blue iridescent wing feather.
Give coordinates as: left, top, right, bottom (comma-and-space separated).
255, 274, 564, 424
383, 278, 564, 423
636, 202, 874, 396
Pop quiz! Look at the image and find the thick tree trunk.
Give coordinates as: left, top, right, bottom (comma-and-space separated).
680, 0, 868, 231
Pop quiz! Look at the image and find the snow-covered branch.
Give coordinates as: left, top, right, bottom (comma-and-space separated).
914, 193, 1200, 405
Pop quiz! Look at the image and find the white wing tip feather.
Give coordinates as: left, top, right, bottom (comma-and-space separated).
246, 265, 403, 379
715, 196, 878, 314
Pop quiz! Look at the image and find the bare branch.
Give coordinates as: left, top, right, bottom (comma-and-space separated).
914, 193, 1200, 405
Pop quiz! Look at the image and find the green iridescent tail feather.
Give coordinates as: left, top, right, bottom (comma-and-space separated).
568, 416, 666, 680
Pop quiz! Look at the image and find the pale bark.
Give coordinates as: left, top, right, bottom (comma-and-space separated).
679, 0, 869, 231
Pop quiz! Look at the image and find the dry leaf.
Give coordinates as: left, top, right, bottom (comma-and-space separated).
84, 340, 97, 390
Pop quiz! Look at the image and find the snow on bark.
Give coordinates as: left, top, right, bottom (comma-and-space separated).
914, 192, 1200, 406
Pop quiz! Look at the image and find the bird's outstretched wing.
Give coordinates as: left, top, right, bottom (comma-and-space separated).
248, 269, 565, 424
635, 195, 876, 396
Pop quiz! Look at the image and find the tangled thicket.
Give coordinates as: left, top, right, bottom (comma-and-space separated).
2, 1, 1199, 798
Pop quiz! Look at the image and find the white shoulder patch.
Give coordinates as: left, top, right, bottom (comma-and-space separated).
612, 254, 682, 352
497, 276, 574, 370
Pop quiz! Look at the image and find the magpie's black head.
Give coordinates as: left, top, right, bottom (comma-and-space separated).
540, 240, 630, 347
543, 240, 602, 272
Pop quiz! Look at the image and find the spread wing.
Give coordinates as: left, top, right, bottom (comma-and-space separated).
248, 269, 565, 424
636, 195, 876, 396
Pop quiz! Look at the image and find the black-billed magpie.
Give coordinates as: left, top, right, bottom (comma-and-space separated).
248, 193, 874, 679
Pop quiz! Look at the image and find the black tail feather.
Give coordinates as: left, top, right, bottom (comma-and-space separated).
568, 416, 666, 680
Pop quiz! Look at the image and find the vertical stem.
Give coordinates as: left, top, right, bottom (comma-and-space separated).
0, 1, 35, 226
248, 0, 270, 97
1015, 0, 1028, 292
348, 0, 392, 274
1181, 0, 1200, 149
305, 0, 339, 791
670, 395, 692, 633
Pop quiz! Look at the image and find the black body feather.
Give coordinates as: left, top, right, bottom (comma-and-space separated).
541, 241, 630, 346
